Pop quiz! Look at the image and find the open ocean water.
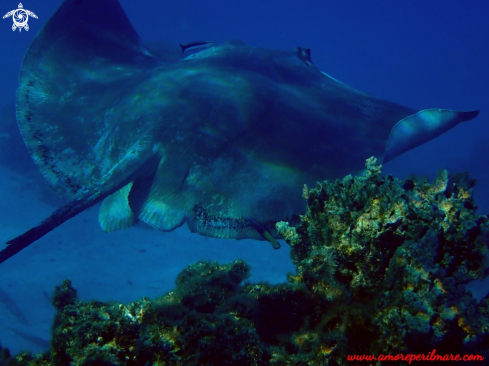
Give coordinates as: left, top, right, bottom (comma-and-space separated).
0, 0, 488, 356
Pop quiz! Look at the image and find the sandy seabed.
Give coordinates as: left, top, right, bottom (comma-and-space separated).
0, 165, 295, 354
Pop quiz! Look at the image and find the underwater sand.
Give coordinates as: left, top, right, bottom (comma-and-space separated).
0, 165, 294, 354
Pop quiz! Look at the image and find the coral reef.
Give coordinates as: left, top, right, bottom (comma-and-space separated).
276, 157, 489, 361
1, 158, 488, 365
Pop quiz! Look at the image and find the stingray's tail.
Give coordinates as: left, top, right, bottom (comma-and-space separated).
1, 193, 104, 264
1, 155, 158, 265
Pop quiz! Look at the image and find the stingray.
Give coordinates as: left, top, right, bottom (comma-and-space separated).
0, 0, 479, 264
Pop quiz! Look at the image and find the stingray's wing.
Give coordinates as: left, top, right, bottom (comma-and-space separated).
16, 0, 160, 200
384, 109, 480, 163
1, 0, 162, 263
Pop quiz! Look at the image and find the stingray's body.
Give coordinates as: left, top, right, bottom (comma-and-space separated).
0, 0, 479, 263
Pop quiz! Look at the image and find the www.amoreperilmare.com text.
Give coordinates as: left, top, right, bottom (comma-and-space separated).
348, 349, 484, 363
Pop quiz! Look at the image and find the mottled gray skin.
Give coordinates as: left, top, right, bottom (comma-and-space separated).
0, 0, 478, 264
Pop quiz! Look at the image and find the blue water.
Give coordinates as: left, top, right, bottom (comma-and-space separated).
0, 0, 488, 355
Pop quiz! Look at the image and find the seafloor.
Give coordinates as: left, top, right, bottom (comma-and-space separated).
0, 157, 488, 365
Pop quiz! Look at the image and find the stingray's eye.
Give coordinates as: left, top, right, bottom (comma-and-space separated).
297, 47, 314, 67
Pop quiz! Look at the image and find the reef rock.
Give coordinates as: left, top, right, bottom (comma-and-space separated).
276, 157, 489, 360
1, 158, 488, 365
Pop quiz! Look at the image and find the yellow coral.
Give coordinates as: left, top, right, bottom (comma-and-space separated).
365, 156, 382, 177
458, 317, 476, 334
433, 278, 447, 293
458, 188, 471, 200
302, 184, 310, 200
319, 343, 335, 355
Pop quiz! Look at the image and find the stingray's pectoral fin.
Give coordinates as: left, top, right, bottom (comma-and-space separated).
384, 109, 480, 164
98, 182, 137, 232
98, 156, 190, 232
102, 155, 190, 231
137, 157, 189, 231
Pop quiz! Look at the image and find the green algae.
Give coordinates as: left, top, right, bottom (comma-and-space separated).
1, 158, 488, 365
